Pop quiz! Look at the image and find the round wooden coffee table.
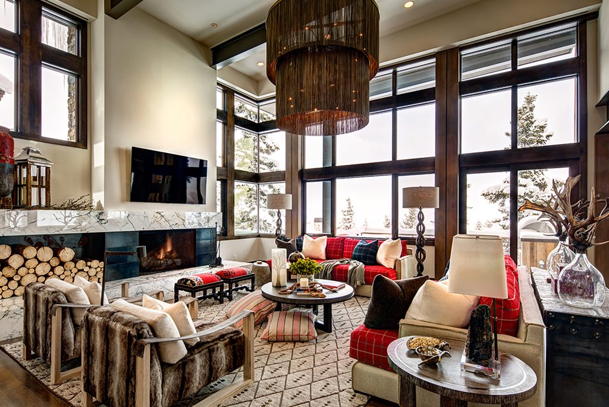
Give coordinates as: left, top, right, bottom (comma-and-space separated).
260, 279, 354, 333
387, 337, 537, 407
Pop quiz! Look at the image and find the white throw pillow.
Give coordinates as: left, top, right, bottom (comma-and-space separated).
142, 295, 199, 346
111, 299, 187, 364
405, 280, 479, 328
45, 278, 90, 325
376, 239, 402, 268
74, 275, 108, 306
302, 235, 327, 260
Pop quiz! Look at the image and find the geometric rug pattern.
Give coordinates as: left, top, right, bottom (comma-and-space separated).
1, 291, 378, 407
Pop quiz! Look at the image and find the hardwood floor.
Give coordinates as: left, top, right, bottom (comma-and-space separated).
0, 346, 69, 407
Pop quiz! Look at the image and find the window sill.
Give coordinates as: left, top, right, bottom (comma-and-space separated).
11, 131, 87, 149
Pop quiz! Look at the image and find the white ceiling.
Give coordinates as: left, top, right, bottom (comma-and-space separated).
138, 0, 484, 83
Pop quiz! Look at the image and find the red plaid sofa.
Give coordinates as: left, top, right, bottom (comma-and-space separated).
270, 236, 415, 297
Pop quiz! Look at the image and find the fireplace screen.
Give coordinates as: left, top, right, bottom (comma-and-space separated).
139, 230, 196, 273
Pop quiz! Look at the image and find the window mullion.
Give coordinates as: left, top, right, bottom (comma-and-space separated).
19, 0, 43, 137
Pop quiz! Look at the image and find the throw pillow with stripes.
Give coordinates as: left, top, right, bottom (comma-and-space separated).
225, 291, 277, 328
261, 311, 317, 342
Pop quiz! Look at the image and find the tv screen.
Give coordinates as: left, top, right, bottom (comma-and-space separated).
130, 147, 208, 204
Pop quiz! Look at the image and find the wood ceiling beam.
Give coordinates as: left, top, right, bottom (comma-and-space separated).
211, 24, 266, 69
105, 0, 143, 20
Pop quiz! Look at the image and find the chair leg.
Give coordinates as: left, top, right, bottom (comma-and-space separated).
121, 282, 130, 298
135, 345, 151, 407
22, 343, 33, 361
156, 291, 164, 301
50, 308, 62, 385
188, 299, 198, 320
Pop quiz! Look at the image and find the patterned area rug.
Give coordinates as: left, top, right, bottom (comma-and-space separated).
1, 291, 374, 407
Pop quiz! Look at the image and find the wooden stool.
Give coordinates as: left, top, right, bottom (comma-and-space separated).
174, 280, 225, 304
219, 273, 255, 301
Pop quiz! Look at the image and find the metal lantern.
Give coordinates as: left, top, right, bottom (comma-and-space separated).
12, 147, 53, 208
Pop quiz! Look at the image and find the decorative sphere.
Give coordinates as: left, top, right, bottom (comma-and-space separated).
288, 251, 305, 263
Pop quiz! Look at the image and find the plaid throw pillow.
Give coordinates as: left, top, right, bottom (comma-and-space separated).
351, 239, 379, 265
479, 255, 521, 336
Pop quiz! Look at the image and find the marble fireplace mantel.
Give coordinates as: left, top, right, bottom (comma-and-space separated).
0, 210, 222, 236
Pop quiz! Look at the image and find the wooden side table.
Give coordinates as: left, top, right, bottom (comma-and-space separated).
387, 337, 537, 407
531, 267, 609, 407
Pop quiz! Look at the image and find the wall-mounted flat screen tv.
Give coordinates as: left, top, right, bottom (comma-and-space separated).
130, 147, 207, 204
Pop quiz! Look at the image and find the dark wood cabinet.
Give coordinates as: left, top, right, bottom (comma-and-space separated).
531, 269, 609, 407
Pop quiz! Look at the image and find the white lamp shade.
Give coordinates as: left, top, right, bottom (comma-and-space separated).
402, 187, 439, 209
447, 234, 508, 299
267, 194, 292, 210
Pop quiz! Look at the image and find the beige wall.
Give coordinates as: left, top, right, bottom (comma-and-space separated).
599, 0, 609, 97
221, 238, 273, 262
91, 6, 218, 211
217, 66, 259, 99
13, 139, 91, 205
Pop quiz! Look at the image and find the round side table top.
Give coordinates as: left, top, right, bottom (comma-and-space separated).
387, 337, 537, 405
260, 279, 354, 305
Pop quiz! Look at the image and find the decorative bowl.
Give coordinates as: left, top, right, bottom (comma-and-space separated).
406, 336, 450, 351
415, 346, 451, 366
288, 251, 305, 263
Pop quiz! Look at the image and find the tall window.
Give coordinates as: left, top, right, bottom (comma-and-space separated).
458, 23, 585, 262
216, 86, 285, 236
0, 0, 87, 147
302, 58, 436, 239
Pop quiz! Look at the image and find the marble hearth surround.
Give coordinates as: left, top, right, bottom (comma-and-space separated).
0, 209, 226, 341
0, 260, 251, 341
0, 209, 222, 236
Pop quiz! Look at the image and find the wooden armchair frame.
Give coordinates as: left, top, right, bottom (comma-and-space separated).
22, 285, 165, 385
81, 310, 255, 407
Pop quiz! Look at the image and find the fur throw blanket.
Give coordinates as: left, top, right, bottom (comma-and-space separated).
318, 259, 365, 287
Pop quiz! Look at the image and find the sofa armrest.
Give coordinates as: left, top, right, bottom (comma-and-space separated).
516, 266, 545, 345
395, 254, 416, 279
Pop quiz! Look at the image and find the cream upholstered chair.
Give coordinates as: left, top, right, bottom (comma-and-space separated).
80, 305, 254, 407
22, 282, 164, 385
352, 266, 546, 407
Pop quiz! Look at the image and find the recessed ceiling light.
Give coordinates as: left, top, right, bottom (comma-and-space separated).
210, 23, 218, 28
404, 1, 415, 8
257, 61, 264, 67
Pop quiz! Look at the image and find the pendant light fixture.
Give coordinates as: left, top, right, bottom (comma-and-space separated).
266, 0, 380, 136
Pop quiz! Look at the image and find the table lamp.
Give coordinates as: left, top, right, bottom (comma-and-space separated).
402, 186, 439, 276
447, 234, 507, 379
267, 193, 292, 238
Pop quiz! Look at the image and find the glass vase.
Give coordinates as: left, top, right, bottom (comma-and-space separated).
558, 251, 606, 308
546, 240, 575, 279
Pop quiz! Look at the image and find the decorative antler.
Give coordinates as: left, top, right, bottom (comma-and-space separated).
519, 175, 609, 253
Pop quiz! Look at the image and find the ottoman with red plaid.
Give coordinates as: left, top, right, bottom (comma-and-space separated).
349, 324, 399, 372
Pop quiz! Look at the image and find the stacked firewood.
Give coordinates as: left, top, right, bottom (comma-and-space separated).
0, 244, 104, 299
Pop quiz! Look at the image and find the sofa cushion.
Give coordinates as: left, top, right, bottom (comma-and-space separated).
376, 239, 402, 269
326, 237, 345, 260
111, 299, 187, 364
352, 240, 379, 266
331, 264, 396, 285
45, 278, 90, 325
275, 237, 298, 257
364, 275, 429, 329
350, 324, 399, 372
400, 240, 409, 257
216, 267, 249, 279
302, 235, 327, 260
343, 238, 361, 259
142, 295, 199, 346
261, 311, 317, 342
74, 275, 108, 306
479, 255, 521, 336
405, 280, 479, 328
225, 291, 276, 328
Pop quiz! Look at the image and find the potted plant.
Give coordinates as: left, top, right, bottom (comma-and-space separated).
289, 257, 322, 284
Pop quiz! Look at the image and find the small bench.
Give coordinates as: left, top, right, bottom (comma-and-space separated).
216, 268, 255, 301
173, 273, 225, 304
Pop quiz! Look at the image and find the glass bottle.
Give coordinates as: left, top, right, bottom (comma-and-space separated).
546, 238, 575, 279
558, 250, 606, 308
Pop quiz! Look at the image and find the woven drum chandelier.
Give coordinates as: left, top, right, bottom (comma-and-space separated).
266, 0, 380, 136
